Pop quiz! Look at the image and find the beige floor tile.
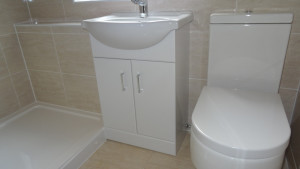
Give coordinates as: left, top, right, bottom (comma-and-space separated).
79, 134, 195, 169
144, 163, 178, 169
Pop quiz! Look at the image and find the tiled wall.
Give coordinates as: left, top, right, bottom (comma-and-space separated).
23, 0, 300, 122
0, 0, 34, 118
288, 90, 300, 169
16, 25, 101, 113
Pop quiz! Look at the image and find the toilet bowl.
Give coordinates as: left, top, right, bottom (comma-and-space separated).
191, 86, 290, 169
190, 13, 293, 169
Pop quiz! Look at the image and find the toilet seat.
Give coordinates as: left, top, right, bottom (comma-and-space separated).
192, 86, 290, 159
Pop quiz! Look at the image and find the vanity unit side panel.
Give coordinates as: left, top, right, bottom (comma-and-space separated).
132, 60, 176, 142
89, 32, 176, 62
94, 58, 137, 133
175, 25, 190, 152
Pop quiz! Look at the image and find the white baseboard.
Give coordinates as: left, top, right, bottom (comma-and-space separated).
105, 127, 176, 155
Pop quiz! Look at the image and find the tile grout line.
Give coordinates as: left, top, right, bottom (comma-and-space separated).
280, 87, 299, 91
0, 33, 18, 37
285, 81, 300, 169
188, 77, 207, 81
235, 0, 238, 12
28, 68, 96, 78
14, 25, 37, 102
25, 0, 33, 21
289, 80, 300, 124
0, 69, 25, 81
0, 34, 21, 107
13, 31, 86, 35
289, 93, 298, 124
50, 26, 70, 106
290, 145, 298, 169
61, 0, 67, 20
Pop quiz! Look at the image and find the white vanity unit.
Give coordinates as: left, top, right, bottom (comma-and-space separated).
83, 11, 193, 155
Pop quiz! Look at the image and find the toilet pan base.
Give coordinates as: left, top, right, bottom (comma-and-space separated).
190, 131, 285, 169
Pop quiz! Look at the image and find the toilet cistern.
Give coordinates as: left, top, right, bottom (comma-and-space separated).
131, 0, 148, 18
190, 12, 293, 169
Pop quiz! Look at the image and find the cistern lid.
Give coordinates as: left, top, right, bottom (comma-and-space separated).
210, 12, 293, 24
192, 86, 291, 159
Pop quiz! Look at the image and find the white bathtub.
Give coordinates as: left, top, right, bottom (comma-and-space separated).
0, 104, 105, 169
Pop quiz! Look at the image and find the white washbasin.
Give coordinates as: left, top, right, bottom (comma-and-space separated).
82, 11, 193, 50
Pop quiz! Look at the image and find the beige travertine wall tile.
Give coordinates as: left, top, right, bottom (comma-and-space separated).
0, 25, 16, 36
0, 0, 31, 119
292, 91, 300, 124
237, 0, 281, 10
150, 0, 235, 32
63, 74, 100, 113
286, 146, 297, 169
290, 98, 300, 169
291, 8, 300, 33
0, 51, 9, 79
279, 88, 298, 122
3, 47, 25, 73
188, 78, 207, 123
189, 31, 209, 79
237, 0, 300, 33
16, 24, 101, 113
189, 78, 207, 99
28, 0, 65, 19
0, 77, 19, 118
0, 34, 20, 49
62, 0, 135, 20
11, 70, 35, 107
51, 25, 88, 34
281, 33, 300, 89
290, 92, 300, 169
292, 151, 300, 169
19, 33, 60, 72
0, 34, 25, 73
291, 92, 300, 153
0, 0, 29, 35
29, 70, 67, 106
281, 65, 300, 90
53, 33, 95, 75
0, 5, 28, 23
16, 25, 52, 33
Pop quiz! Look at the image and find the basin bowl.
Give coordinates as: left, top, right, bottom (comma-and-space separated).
82, 11, 193, 50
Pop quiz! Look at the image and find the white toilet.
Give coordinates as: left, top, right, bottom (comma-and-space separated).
190, 13, 293, 169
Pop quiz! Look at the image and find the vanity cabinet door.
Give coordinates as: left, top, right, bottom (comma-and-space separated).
94, 58, 137, 133
132, 60, 176, 142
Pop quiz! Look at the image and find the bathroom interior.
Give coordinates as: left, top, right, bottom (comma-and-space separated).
1, 0, 300, 169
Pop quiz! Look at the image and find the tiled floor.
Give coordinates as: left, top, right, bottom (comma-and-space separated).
79, 134, 196, 169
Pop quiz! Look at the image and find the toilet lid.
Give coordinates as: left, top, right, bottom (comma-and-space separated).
192, 86, 290, 159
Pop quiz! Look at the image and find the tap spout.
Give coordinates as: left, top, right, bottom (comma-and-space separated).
131, 0, 148, 18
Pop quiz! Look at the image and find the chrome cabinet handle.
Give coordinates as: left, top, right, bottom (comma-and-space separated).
120, 72, 127, 91
137, 73, 144, 93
